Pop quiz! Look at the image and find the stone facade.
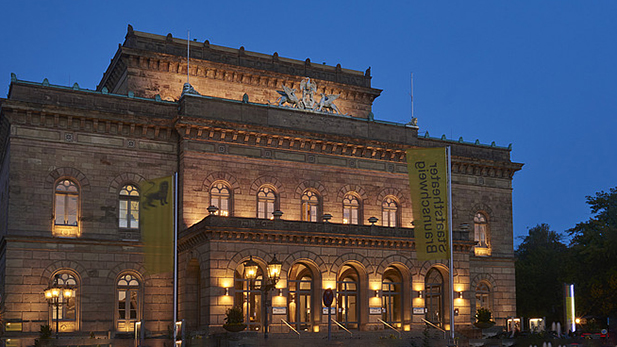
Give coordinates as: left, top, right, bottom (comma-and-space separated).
0, 26, 522, 346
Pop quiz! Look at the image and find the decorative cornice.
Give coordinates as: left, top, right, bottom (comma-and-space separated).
122, 28, 377, 90
119, 49, 381, 101
452, 158, 523, 179
178, 216, 475, 254
176, 122, 407, 162
176, 122, 520, 178
3, 101, 176, 144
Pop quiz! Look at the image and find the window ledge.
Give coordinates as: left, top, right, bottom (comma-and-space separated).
474, 246, 492, 257
53, 225, 80, 238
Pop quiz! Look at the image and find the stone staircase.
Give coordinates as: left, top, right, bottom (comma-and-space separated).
199, 329, 452, 347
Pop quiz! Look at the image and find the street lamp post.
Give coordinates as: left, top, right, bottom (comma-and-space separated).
243, 255, 281, 339
44, 275, 74, 339
243, 256, 259, 331
263, 255, 282, 339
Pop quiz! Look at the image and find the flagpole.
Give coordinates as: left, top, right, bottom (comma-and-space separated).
410, 72, 414, 122
447, 146, 455, 341
173, 172, 179, 342
186, 31, 190, 84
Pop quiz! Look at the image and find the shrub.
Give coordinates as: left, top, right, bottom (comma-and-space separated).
39, 325, 53, 339
224, 306, 244, 325
475, 308, 493, 323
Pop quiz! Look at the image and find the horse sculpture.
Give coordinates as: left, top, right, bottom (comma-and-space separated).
317, 93, 341, 114
276, 85, 301, 108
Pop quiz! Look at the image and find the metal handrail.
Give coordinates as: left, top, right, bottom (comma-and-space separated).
421, 318, 447, 339
332, 319, 353, 337
377, 319, 401, 339
280, 319, 300, 337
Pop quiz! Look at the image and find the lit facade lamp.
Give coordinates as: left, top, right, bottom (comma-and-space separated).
243, 256, 258, 281
43, 275, 74, 339
266, 255, 282, 284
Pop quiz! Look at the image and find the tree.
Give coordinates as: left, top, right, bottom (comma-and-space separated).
567, 187, 617, 318
515, 223, 567, 323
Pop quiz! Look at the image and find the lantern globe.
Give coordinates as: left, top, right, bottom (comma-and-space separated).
243, 256, 259, 280
267, 255, 282, 282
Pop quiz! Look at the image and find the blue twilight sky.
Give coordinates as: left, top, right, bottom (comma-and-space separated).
2, 1, 615, 247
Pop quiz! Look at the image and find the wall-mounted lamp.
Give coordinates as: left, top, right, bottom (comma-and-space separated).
374, 290, 380, 298
277, 288, 282, 296
458, 291, 463, 299
225, 287, 230, 296
417, 290, 424, 298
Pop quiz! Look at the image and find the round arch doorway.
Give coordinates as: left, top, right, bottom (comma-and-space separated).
381, 266, 403, 327
287, 263, 315, 331
425, 268, 444, 327
337, 265, 360, 329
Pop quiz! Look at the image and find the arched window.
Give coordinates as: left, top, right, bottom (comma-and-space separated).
48, 272, 78, 329
116, 273, 142, 332
119, 185, 139, 229
475, 281, 492, 312
210, 182, 231, 216
257, 186, 277, 219
342, 194, 360, 225
301, 190, 320, 222
54, 179, 80, 237
474, 212, 491, 256
382, 197, 398, 227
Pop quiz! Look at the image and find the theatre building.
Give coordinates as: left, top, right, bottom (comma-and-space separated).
0, 26, 522, 345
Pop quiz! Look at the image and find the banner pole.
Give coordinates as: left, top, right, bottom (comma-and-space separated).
173, 172, 179, 342
447, 146, 455, 341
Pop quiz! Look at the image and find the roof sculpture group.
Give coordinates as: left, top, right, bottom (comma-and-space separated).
276, 78, 342, 114
181, 77, 343, 115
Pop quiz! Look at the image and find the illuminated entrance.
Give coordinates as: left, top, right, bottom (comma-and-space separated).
381, 266, 403, 327
337, 265, 359, 329
288, 263, 313, 331
425, 268, 444, 327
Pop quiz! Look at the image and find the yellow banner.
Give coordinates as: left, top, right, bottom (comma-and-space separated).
140, 175, 174, 274
406, 148, 450, 261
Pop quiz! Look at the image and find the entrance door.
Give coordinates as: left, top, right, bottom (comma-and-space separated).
337, 266, 359, 329
288, 264, 313, 331
425, 268, 444, 327
382, 267, 403, 327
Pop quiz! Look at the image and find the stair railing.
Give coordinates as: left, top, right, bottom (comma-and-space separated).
331, 319, 353, 337
280, 319, 300, 338
377, 318, 401, 339
421, 318, 447, 339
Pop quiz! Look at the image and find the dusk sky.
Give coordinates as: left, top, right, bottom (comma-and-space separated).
2, 1, 615, 246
